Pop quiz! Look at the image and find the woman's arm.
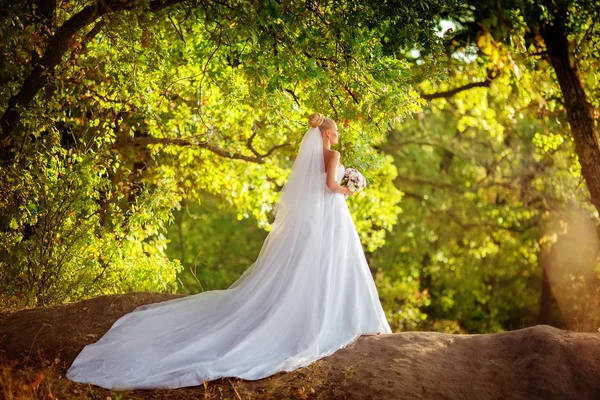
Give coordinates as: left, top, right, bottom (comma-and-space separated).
326, 151, 352, 195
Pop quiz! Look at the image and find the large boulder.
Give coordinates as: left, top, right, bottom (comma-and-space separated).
1, 292, 599, 399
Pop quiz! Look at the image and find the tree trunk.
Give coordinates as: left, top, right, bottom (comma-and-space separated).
540, 16, 600, 215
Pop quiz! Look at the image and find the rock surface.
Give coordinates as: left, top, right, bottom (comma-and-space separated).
1, 291, 599, 399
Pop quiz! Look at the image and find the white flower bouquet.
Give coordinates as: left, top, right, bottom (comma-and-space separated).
340, 168, 367, 193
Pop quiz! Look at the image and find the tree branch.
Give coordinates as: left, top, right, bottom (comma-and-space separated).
421, 70, 499, 101
394, 173, 464, 193
344, 85, 359, 105
111, 136, 290, 164
382, 136, 471, 160
0, 0, 187, 156
285, 88, 301, 107
421, 80, 492, 100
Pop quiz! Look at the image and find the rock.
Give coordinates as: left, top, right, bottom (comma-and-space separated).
1, 292, 599, 400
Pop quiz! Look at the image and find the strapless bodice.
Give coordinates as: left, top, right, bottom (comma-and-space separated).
336, 164, 345, 183
322, 164, 345, 183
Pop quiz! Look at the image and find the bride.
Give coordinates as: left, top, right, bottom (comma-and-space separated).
66, 113, 392, 390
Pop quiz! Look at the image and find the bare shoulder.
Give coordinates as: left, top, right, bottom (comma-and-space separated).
326, 150, 340, 160
324, 150, 340, 168
324, 149, 341, 174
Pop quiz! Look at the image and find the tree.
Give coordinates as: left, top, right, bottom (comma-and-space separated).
451, 0, 600, 214
0, 0, 185, 154
0, 0, 458, 306
370, 26, 595, 331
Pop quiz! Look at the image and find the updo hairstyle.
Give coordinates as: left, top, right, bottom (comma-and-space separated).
308, 112, 336, 132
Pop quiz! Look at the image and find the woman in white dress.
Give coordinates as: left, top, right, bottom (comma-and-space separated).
66, 113, 392, 390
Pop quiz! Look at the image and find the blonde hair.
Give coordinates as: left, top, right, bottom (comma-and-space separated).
308, 112, 336, 132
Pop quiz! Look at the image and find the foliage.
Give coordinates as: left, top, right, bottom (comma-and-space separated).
2, 0, 599, 336
165, 195, 268, 293
369, 10, 600, 332
0, 139, 181, 307
0, 0, 458, 307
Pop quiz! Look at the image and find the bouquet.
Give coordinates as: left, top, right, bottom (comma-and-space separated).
340, 168, 367, 193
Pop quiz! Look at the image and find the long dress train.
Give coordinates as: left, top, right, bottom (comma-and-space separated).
66, 163, 392, 390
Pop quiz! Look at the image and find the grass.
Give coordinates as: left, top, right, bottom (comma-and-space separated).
0, 350, 341, 400
1, 354, 67, 400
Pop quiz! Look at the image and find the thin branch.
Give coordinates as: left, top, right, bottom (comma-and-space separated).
245, 125, 289, 158
168, 14, 186, 44
196, 29, 223, 117
246, 129, 261, 157
404, 188, 539, 234
111, 136, 290, 164
421, 70, 499, 100
384, 136, 471, 160
329, 96, 339, 120
84, 108, 114, 153
576, 7, 600, 54
421, 79, 493, 100
440, 208, 536, 234
344, 85, 359, 105
285, 88, 301, 107
394, 173, 464, 193
211, 0, 235, 11
85, 19, 105, 43
260, 143, 290, 158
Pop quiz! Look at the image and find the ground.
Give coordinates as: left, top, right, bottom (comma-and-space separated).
1, 291, 599, 399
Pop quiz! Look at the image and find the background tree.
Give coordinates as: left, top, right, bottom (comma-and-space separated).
452, 0, 600, 213
367, 3, 600, 332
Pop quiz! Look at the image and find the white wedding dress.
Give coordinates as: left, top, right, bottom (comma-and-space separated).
66, 127, 392, 390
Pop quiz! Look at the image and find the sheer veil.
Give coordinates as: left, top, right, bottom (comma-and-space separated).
273, 126, 326, 223
229, 126, 326, 295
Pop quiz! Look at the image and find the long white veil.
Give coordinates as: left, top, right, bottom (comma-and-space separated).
229, 126, 326, 289
273, 127, 326, 222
